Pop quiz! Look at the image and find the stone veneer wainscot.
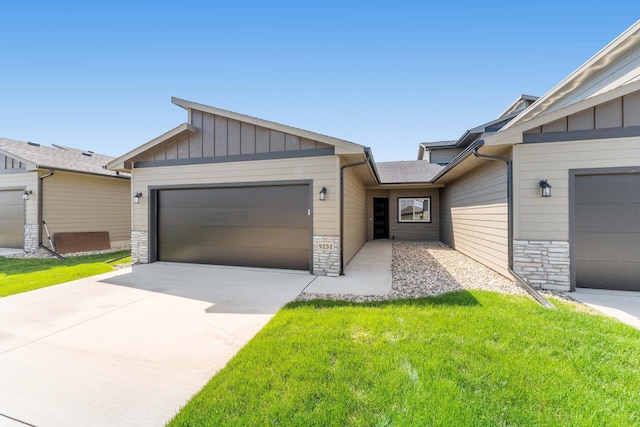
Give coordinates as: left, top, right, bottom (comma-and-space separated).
313, 235, 340, 276
513, 240, 570, 291
131, 230, 148, 263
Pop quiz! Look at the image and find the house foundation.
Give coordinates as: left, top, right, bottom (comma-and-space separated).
513, 240, 570, 291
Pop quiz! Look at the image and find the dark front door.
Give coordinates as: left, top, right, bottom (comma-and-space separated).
156, 184, 311, 270
373, 198, 389, 239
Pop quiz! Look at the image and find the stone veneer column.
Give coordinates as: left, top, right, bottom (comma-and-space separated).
24, 224, 39, 253
513, 240, 570, 291
313, 235, 340, 276
131, 231, 149, 264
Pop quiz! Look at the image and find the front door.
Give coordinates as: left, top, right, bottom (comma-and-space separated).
373, 198, 389, 239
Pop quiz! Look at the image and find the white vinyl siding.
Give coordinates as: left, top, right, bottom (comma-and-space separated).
440, 159, 509, 277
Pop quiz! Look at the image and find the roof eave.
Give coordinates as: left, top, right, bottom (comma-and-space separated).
106, 123, 196, 172
171, 97, 366, 155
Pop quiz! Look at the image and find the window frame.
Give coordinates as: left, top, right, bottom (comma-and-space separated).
397, 197, 431, 223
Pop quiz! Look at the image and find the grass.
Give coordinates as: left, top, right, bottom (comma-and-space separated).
0, 250, 131, 297
169, 291, 640, 426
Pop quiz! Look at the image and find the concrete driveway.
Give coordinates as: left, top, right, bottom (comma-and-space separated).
570, 288, 640, 330
0, 263, 317, 427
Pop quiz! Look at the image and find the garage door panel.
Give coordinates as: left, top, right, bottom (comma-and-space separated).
575, 203, 640, 232
0, 190, 24, 248
576, 260, 640, 291
575, 173, 640, 291
159, 225, 310, 251
157, 184, 311, 270
575, 232, 640, 263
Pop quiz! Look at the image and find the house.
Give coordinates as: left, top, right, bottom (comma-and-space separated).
108, 20, 640, 292
0, 138, 131, 254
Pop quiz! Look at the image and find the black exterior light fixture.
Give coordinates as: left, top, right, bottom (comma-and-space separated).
319, 187, 327, 201
23, 190, 32, 200
133, 192, 143, 204
539, 180, 552, 197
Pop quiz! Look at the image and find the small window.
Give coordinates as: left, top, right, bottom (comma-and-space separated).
398, 197, 431, 223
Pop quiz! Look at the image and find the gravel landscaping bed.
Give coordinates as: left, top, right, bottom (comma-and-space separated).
4, 247, 130, 260
297, 241, 531, 303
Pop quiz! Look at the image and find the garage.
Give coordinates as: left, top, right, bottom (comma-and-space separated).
155, 183, 311, 270
574, 172, 640, 291
0, 189, 24, 248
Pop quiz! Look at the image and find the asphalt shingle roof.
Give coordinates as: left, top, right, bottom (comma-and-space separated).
376, 160, 444, 184
0, 138, 127, 178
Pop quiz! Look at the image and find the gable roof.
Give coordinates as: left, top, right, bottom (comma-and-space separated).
107, 97, 367, 172
502, 20, 640, 132
376, 161, 444, 184
0, 137, 127, 178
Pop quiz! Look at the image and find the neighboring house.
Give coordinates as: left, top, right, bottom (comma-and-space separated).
108, 20, 640, 292
0, 138, 131, 254
432, 20, 640, 292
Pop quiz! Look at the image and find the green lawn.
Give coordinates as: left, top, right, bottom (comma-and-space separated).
169, 291, 640, 427
0, 251, 131, 297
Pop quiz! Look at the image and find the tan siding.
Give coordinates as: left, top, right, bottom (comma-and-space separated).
0, 171, 38, 224
595, 98, 623, 129
343, 166, 367, 266
389, 189, 439, 241
430, 148, 464, 164
42, 171, 131, 248
440, 159, 509, 277
132, 156, 339, 237
514, 136, 640, 241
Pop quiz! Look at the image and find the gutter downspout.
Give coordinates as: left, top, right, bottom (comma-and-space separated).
472, 143, 555, 309
339, 148, 373, 275
38, 170, 65, 260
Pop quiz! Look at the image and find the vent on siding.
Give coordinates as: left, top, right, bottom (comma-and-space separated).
27, 141, 40, 147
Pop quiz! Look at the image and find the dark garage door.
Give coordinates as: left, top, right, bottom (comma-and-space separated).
575, 173, 640, 291
0, 190, 24, 248
156, 184, 311, 270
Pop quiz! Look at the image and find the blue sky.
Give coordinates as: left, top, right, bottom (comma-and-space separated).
1, 2, 638, 162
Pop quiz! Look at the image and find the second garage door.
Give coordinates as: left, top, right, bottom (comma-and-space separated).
0, 189, 24, 249
574, 172, 640, 291
156, 184, 311, 270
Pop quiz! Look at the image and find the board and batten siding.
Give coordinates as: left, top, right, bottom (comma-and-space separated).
132, 156, 340, 237
0, 171, 38, 224
342, 166, 367, 266
440, 159, 509, 277
135, 110, 331, 164
514, 136, 640, 241
41, 171, 131, 248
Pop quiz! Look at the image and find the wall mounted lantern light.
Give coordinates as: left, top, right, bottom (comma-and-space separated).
23, 190, 32, 200
319, 187, 327, 201
539, 180, 552, 197
133, 192, 143, 204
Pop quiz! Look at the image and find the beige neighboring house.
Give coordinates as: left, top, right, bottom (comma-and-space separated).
108, 20, 640, 292
0, 138, 131, 254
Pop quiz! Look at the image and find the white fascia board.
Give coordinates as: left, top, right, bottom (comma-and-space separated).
485, 78, 640, 146
171, 97, 366, 155
502, 20, 640, 131
106, 123, 196, 171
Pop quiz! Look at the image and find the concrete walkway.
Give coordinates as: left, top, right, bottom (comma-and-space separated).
569, 288, 640, 330
0, 265, 316, 427
0, 241, 391, 427
0, 248, 23, 256
305, 239, 392, 295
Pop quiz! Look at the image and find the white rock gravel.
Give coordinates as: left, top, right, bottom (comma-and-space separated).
296, 241, 527, 303
4, 247, 130, 259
